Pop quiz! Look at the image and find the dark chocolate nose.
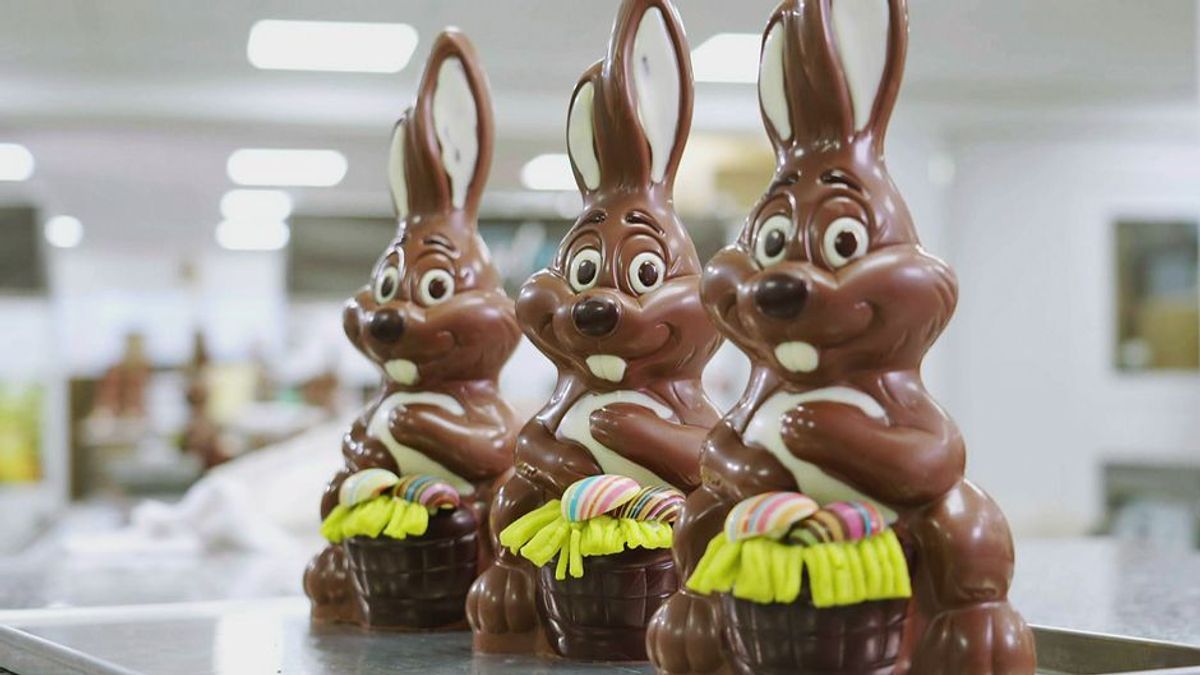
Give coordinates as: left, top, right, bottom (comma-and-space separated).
573, 297, 619, 337
754, 274, 808, 319
368, 310, 405, 343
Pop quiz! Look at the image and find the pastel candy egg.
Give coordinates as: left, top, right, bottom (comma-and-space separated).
791, 501, 886, 546
561, 475, 641, 522
616, 485, 685, 523
339, 468, 400, 507
724, 492, 819, 542
394, 474, 461, 511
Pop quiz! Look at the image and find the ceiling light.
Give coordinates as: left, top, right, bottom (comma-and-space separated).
221, 189, 293, 221
247, 20, 418, 73
520, 154, 577, 192
0, 143, 35, 181
692, 33, 761, 84
44, 215, 83, 248
227, 149, 347, 187
215, 220, 291, 252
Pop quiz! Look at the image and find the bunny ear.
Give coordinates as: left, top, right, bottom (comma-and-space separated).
568, 72, 603, 192
409, 30, 495, 214
759, 19, 792, 146
829, 0, 903, 140
602, 0, 693, 189
387, 117, 410, 219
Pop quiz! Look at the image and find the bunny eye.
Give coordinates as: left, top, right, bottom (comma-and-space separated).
628, 252, 666, 295
568, 248, 602, 293
417, 269, 455, 306
823, 217, 869, 268
374, 266, 401, 304
754, 215, 792, 267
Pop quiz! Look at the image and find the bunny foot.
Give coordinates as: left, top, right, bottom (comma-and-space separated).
466, 560, 542, 654
303, 544, 361, 625
646, 589, 732, 675
910, 602, 1036, 675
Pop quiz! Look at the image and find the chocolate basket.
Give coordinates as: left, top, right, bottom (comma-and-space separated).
343, 507, 478, 630
536, 547, 679, 661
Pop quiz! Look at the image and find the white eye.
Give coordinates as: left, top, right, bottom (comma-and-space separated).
568, 248, 602, 292
628, 251, 666, 295
373, 266, 401, 304
822, 217, 869, 268
754, 215, 792, 267
417, 269, 455, 306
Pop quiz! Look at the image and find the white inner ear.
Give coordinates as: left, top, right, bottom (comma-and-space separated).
632, 6, 681, 184
388, 122, 409, 218
432, 56, 479, 210
759, 21, 792, 142
568, 81, 601, 191
831, 0, 891, 132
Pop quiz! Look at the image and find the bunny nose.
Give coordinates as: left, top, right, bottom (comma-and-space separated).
573, 297, 620, 337
754, 274, 809, 319
369, 310, 406, 343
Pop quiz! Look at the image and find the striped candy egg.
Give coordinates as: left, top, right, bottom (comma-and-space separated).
339, 468, 400, 507
561, 475, 641, 522
616, 485, 685, 523
394, 474, 461, 510
724, 492, 819, 542
789, 501, 887, 546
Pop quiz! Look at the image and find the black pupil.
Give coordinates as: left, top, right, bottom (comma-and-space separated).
577, 259, 597, 286
380, 274, 396, 299
834, 230, 860, 258
428, 276, 447, 299
638, 260, 660, 288
764, 228, 786, 258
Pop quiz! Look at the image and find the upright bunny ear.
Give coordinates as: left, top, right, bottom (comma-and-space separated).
407, 30, 495, 215
568, 69, 602, 193
601, 0, 693, 190
830, 0, 904, 144
759, 18, 792, 146
388, 117, 410, 219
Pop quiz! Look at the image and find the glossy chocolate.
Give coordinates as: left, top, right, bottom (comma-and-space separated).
646, 0, 1036, 673
304, 29, 521, 630
467, 0, 721, 659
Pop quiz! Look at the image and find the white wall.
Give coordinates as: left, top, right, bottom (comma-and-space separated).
940, 134, 1200, 536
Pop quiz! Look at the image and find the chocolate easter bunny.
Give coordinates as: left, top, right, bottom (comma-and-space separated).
303, 30, 520, 630
647, 1, 1036, 673
467, 0, 721, 661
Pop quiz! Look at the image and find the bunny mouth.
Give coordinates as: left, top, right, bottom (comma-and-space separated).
384, 359, 420, 385
585, 354, 627, 383
774, 341, 819, 373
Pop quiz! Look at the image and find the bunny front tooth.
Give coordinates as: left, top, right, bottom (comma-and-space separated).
775, 341, 819, 373
385, 359, 419, 385
586, 354, 627, 383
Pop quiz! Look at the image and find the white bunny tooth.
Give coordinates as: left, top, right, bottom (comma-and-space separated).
774, 342, 819, 373
385, 359, 419, 385
586, 355, 627, 383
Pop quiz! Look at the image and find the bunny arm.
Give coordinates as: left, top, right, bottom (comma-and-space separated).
778, 380, 964, 508
705, 418, 801, 504
387, 402, 516, 484
589, 403, 706, 491
320, 416, 399, 519
514, 415, 604, 497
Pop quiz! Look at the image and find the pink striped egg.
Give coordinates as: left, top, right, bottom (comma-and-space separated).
724, 492, 819, 542
338, 468, 400, 507
615, 485, 685, 523
394, 474, 461, 510
561, 475, 641, 522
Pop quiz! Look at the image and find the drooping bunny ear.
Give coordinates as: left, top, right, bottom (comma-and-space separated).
407, 30, 494, 215
387, 116, 410, 219
597, 0, 693, 191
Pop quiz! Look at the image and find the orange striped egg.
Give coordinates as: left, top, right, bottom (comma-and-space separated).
338, 468, 400, 507
724, 492, 819, 542
394, 474, 460, 510
615, 485, 685, 523
561, 475, 641, 522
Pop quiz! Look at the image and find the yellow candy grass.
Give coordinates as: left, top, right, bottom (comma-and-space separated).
319, 495, 433, 544
498, 500, 674, 580
687, 528, 911, 608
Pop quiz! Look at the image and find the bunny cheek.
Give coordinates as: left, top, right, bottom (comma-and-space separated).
418, 291, 520, 382
701, 247, 764, 359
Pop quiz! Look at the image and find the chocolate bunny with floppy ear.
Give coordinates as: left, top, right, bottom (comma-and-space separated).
648, 1, 1036, 673
467, 0, 721, 660
303, 30, 521, 630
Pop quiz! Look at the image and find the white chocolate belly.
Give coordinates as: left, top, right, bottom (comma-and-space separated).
743, 387, 896, 523
557, 390, 676, 487
367, 391, 474, 495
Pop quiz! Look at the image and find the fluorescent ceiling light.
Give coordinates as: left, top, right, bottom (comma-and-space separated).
215, 220, 291, 252
521, 154, 577, 192
692, 33, 761, 84
0, 143, 35, 181
44, 215, 83, 248
221, 189, 293, 221
247, 20, 418, 73
227, 149, 347, 187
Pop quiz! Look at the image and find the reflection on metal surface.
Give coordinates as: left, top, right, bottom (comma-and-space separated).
1033, 626, 1200, 675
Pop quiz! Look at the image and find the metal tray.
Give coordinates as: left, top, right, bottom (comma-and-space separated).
1033, 626, 1200, 675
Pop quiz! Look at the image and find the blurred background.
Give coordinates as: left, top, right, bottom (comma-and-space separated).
0, 0, 1198, 565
